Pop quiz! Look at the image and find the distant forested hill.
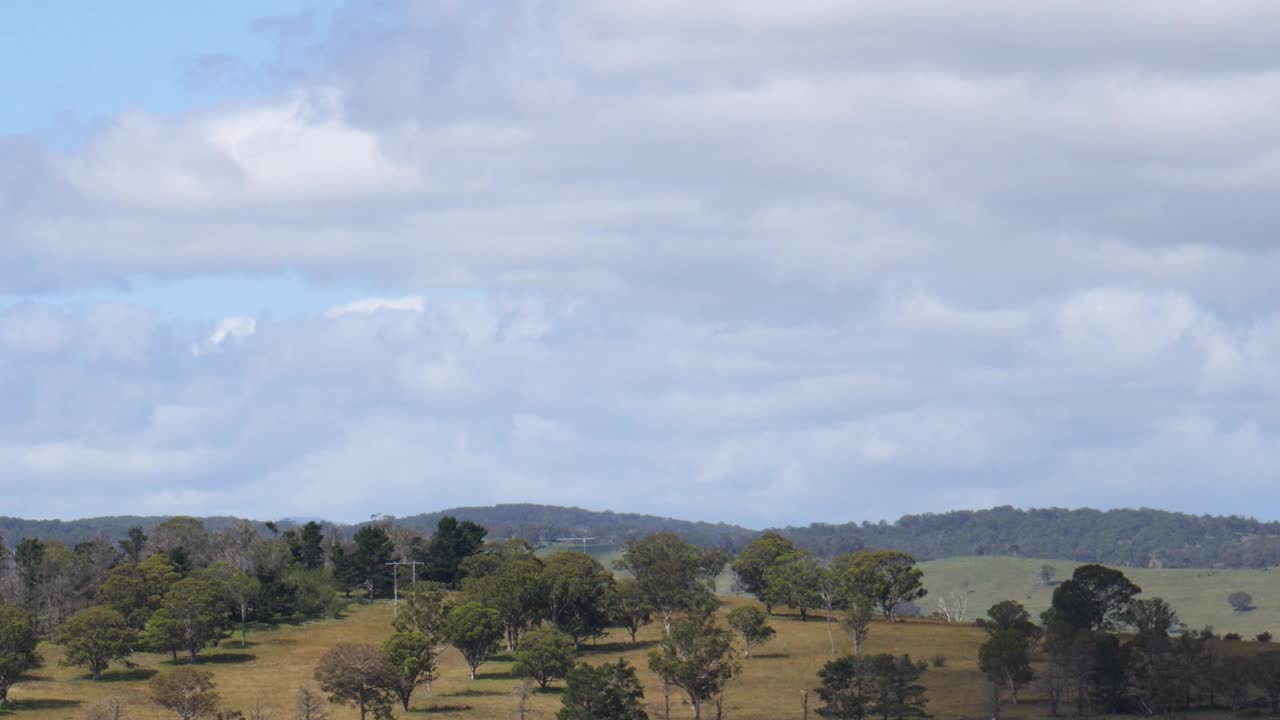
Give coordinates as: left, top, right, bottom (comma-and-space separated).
4, 504, 1280, 569
783, 506, 1280, 568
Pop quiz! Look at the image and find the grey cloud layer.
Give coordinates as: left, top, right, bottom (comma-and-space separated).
2, 1, 1279, 522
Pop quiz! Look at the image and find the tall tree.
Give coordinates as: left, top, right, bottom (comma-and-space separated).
142, 577, 231, 662
200, 562, 260, 647
55, 607, 135, 680
463, 548, 544, 652
512, 627, 576, 690
290, 522, 327, 571
842, 594, 875, 656
647, 617, 739, 720
118, 527, 147, 564
98, 555, 181, 630
976, 601, 1040, 638
835, 551, 927, 623
557, 659, 649, 720
612, 578, 653, 644
348, 527, 394, 602
444, 602, 504, 681
418, 517, 487, 587
979, 630, 1035, 716
730, 532, 797, 613
1047, 564, 1141, 632
148, 517, 212, 572
382, 631, 437, 710
763, 551, 822, 621
726, 605, 775, 658
540, 552, 617, 647
615, 533, 726, 633
0, 604, 39, 706
314, 644, 398, 720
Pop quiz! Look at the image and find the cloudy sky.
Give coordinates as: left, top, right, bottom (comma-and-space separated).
2, 1, 1279, 527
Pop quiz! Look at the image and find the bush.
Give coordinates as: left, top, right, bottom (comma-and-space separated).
512, 628, 575, 690
1259, 632, 1274, 643
929, 655, 946, 668
1224, 632, 1243, 641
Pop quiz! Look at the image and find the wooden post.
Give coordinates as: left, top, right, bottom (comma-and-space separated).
801, 689, 809, 720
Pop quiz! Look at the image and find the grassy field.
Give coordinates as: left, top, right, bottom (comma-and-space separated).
921, 556, 1280, 637
3, 596, 1058, 720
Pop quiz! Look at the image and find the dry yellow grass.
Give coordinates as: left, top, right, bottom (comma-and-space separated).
2, 597, 1255, 720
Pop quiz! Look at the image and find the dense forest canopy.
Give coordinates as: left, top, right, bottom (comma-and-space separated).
4, 505, 1280, 568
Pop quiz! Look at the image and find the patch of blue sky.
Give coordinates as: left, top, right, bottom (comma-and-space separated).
0, 0, 336, 141
0, 272, 482, 324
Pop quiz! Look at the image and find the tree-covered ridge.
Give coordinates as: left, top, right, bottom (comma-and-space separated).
6, 504, 1280, 568
783, 506, 1280, 568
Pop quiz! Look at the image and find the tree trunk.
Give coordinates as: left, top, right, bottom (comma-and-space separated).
628, 627, 638, 643
469, 665, 477, 681
663, 681, 671, 720
171, 649, 179, 662
240, 604, 248, 648
826, 616, 836, 656
358, 697, 366, 720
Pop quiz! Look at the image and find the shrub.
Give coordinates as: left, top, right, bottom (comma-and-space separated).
1224, 632, 1243, 641
929, 655, 946, 668
1259, 632, 1274, 643
1229, 592, 1255, 613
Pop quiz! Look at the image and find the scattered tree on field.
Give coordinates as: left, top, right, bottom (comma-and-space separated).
540, 552, 618, 647
976, 601, 1040, 638
1228, 591, 1255, 612
293, 686, 330, 720
816, 653, 928, 720
55, 606, 135, 680
149, 667, 220, 720
0, 604, 40, 706
612, 578, 653, 643
83, 696, 130, 720
382, 631, 437, 709
647, 617, 739, 720
513, 627, 576, 690
730, 532, 797, 614
1046, 564, 1141, 632
726, 606, 775, 659
764, 551, 822, 622
444, 602, 504, 680
200, 562, 260, 647
842, 594, 875, 657
557, 659, 649, 720
314, 644, 398, 720
1040, 564, 1057, 586
98, 555, 181, 630
979, 630, 1035, 716
462, 547, 544, 652
142, 577, 231, 662
417, 517, 487, 588
834, 551, 927, 623
615, 533, 726, 634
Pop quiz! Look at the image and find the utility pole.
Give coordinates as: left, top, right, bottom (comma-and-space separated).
557, 536, 596, 554
385, 560, 425, 619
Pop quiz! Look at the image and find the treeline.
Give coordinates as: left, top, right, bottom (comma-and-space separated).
9, 504, 1280, 570
783, 506, 1280, 568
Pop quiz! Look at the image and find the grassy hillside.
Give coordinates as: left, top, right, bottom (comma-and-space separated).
921, 556, 1280, 637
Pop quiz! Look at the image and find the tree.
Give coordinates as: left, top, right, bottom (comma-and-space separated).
1228, 591, 1255, 612
978, 630, 1035, 716
842, 594, 875, 656
118, 527, 147, 564
612, 578, 653, 643
835, 551, 926, 623
615, 533, 727, 634
293, 686, 330, 720
418, 517, 487, 587
150, 667, 219, 720
1039, 620, 1093, 717
726, 606, 775, 658
98, 555, 181, 630
348, 526, 394, 601
314, 644, 398, 720
1039, 564, 1057, 586
1048, 564, 1141, 632
647, 617, 739, 720
730, 532, 797, 613
463, 550, 544, 652
55, 607, 134, 680
382, 631, 437, 710
143, 577, 231, 661
540, 552, 618, 647
763, 551, 822, 621
394, 582, 452, 638
1254, 651, 1280, 715
817, 654, 928, 720
975, 601, 1040, 638
444, 602, 503, 680
816, 655, 871, 719
200, 562, 260, 648
148, 517, 212, 572
290, 522, 327, 571
557, 659, 649, 720
1126, 597, 1177, 636
0, 604, 39, 706
513, 627, 576, 690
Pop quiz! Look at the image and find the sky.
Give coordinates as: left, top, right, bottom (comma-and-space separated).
2, 1, 1280, 527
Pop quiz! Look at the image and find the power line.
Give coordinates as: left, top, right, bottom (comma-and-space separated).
385, 560, 425, 618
